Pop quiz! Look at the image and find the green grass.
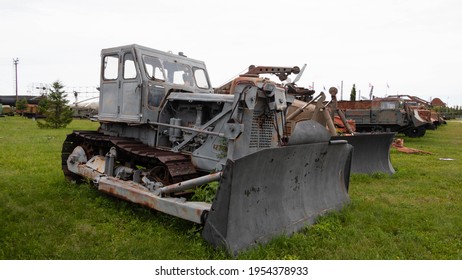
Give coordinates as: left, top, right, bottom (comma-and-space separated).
0, 116, 461, 259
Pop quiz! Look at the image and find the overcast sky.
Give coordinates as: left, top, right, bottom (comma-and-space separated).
1, 0, 461, 106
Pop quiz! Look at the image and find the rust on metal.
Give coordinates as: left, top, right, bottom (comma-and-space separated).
98, 176, 211, 224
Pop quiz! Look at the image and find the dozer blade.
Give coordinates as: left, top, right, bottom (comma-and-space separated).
202, 140, 353, 255
332, 132, 395, 175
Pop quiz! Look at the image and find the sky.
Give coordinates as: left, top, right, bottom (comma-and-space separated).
1, 0, 461, 106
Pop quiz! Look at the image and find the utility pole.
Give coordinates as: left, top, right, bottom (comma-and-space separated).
13, 58, 19, 102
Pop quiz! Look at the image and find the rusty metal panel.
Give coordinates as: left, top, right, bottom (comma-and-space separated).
98, 176, 210, 224
85, 155, 106, 173
343, 109, 372, 124
337, 100, 373, 110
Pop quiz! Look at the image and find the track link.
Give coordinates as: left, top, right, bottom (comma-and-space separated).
62, 130, 198, 184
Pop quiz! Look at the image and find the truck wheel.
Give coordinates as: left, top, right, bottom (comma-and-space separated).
417, 126, 426, 137
405, 126, 426, 138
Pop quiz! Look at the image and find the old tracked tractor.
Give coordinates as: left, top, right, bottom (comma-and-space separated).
62, 44, 353, 254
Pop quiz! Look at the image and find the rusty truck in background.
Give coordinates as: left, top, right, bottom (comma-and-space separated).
337, 96, 430, 137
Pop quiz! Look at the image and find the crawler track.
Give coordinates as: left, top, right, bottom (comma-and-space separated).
62, 130, 198, 184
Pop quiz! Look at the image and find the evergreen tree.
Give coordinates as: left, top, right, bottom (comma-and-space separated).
16, 97, 28, 116
37, 97, 49, 115
350, 84, 357, 101
37, 80, 73, 129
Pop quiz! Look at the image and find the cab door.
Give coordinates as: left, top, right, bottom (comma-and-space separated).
99, 53, 119, 120
119, 52, 141, 122
99, 50, 141, 122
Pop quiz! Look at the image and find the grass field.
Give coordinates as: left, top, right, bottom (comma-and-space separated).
0, 116, 461, 259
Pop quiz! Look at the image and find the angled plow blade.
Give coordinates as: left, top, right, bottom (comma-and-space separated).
332, 132, 395, 175
202, 140, 353, 255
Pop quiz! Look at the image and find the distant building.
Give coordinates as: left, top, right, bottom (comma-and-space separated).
431, 98, 446, 107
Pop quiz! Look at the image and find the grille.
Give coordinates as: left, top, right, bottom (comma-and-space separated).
249, 111, 273, 148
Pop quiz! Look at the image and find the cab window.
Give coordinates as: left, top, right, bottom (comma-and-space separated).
123, 53, 137, 79
163, 61, 194, 86
143, 55, 165, 81
103, 54, 119, 80
193, 67, 210, 89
